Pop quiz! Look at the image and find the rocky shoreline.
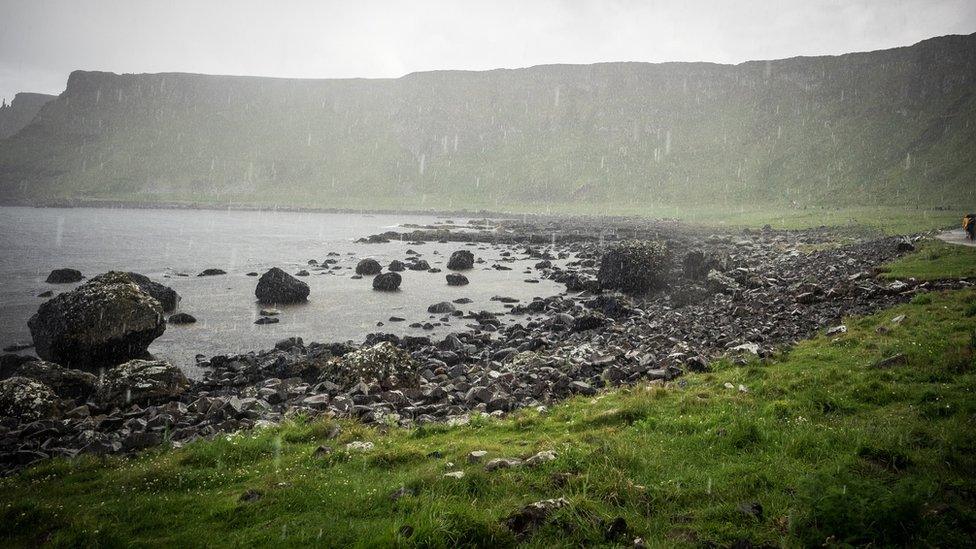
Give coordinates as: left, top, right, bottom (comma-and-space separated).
0, 217, 969, 475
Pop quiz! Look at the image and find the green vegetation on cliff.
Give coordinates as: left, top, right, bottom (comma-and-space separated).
1, 34, 974, 213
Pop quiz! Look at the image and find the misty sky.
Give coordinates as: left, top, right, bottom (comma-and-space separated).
1, 0, 975, 103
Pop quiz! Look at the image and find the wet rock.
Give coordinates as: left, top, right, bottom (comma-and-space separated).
408, 260, 431, 271
91, 272, 181, 312
372, 272, 402, 292
427, 302, 456, 314
255, 267, 310, 305
597, 241, 671, 294
168, 312, 196, 325
330, 342, 420, 388
355, 259, 382, 275
706, 269, 740, 294
254, 317, 279, 325
97, 359, 189, 406
37, 290, 53, 298
0, 377, 62, 420
13, 360, 96, 401
446, 273, 469, 286
28, 271, 166, 369
197, 269, 226, 277
388, 260, 406, 272
447, 250, 475, 270
45, 268, 83, 284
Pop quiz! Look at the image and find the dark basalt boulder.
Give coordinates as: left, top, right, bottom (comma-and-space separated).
446, 273, 469, 286
13, 360, 96, 401
372, 272, 402, 291
447, 250, 475, 270
0, 377, 62, 421
355, 259, 382, 275
427, 301, 456, 314
28, 272, 166, 370
90, 271, 180, 312
96, 359, 189, 406
45, 268, 83, 284
597, 241, 671, 294
255, 267, 310, 305
407, 260, 431, 271
682, 249, 725, 280
388, 260, 406, 272
197, 268, 227, 277
168, 312, 197, 324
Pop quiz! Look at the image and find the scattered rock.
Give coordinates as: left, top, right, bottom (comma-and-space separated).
355, 259, 382, 275
447, 250, 475, 270
446, 273, 469, 286
45, 268, 83, 284
168, 312, 197, 324
0, 377, 62, 421
255, 267, 310, 305
96, 359, 190, 406
197, 269, 226, 277
372, 272, 402, 292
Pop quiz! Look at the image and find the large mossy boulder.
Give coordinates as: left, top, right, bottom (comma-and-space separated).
326, 342, 419, 389
13, 360, 97, 401
90, 271, 180, 312
597, 241, 671, 294
28, 272, 166, 369
255, 267, 310, 305
0, 377, 62, 421
96, 359, 189, 406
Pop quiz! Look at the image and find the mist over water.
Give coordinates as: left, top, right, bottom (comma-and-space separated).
0, 206, 565, 376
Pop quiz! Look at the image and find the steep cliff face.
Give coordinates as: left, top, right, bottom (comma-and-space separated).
0, 92, 56, 140
1, 34, 974, 211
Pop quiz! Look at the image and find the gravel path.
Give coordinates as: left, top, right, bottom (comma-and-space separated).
936, 229, 976, 248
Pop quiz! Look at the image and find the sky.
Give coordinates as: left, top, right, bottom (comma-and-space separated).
1, 0, 975, 103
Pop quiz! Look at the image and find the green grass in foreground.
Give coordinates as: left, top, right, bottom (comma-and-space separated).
882, 239, 976, 280
2, 285, 976, 547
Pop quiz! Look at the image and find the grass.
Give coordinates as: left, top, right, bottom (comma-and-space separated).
3, 283, 976, 546
882, 239, 976, 280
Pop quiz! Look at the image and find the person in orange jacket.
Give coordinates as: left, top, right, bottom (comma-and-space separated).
965, 214, 976, 240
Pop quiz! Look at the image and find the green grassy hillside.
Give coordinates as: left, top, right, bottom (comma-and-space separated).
0, 92, 55, 140
1, 34, 974, 213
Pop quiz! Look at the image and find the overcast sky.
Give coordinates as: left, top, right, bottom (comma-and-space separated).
1, 0, 975, 103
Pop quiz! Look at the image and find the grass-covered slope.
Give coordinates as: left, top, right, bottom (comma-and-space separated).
1, 34, 974, 213
3, 256, 975, 546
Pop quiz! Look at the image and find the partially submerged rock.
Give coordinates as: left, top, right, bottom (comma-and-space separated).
447, 250, 475, 270
45, 268, 83, 284
90, 271, 180, 312
28, 272, 166, 369
355, 259, 382, 275
255, 267, 310, 305
372, 272, 402, 292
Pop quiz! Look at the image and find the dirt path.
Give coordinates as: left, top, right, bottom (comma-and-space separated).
936, 229, 976, 248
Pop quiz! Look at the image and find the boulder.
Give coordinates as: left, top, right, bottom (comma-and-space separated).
13, 360, 96, 401
28, 272, 166, 369
0, 377, 62, 421
372, 272, 402, 291
427, 301, 456, 314
197, 268, 227, 277
327, 342, 420, 388
355, 259, 382, 275
682, 250, 724, 280
90, 272, 180, 312
597, 241, 671, 294
446, 273, 469, 286
96, 359, 189, 406
447, 250, 475, 270
388, 260, 406, 272
407, 260, 431, 271
255, 267, 310, 305
168, 313, 197, 324
45, 268, 83, 284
